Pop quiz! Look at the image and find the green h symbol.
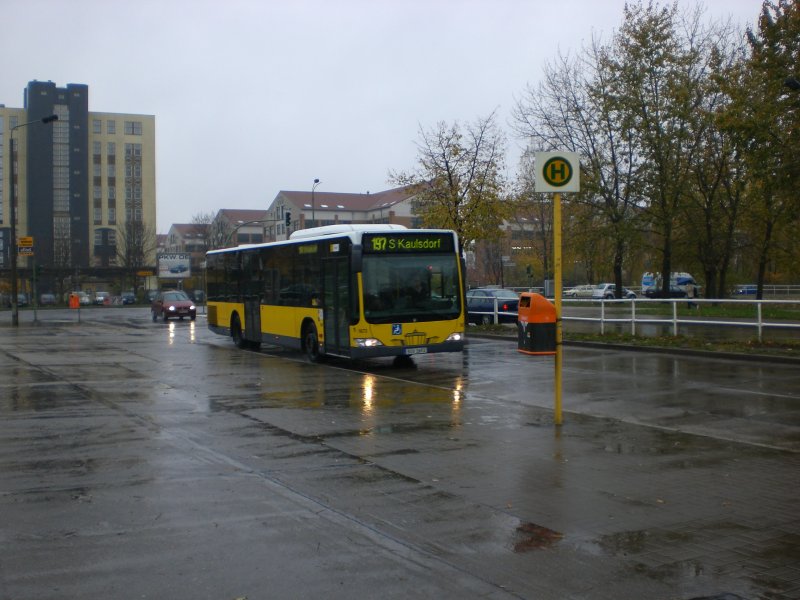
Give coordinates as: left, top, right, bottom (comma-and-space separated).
548, 161, 567, 182
543, 157, 572, 186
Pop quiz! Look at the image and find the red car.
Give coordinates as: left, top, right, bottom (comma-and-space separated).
151, 290, 196, 322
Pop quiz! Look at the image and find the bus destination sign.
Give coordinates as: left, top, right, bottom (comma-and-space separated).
363, 233, 454, 254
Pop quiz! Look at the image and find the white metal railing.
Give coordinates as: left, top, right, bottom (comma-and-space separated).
562, 297, 800, 341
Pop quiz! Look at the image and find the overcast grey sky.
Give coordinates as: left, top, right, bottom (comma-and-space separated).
3, 0, 759, 233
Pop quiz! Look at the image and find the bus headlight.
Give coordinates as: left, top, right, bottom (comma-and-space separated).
446, 332, 464, 342
355, 338, 384, 348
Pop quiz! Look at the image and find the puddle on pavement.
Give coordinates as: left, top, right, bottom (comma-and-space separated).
512, 522, 563, 552
221, 372, 464, 414
0, 384, 89, 412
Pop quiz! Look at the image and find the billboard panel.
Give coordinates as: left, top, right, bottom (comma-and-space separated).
158, 253, 191, 278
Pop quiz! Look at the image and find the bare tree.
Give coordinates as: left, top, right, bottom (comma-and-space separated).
116, 220, 157, 291
601, 3, 730, 297
513, 38, 643, 297
191, 212, 215, 251
391, 111, 509, 256
679, 23, 749, 298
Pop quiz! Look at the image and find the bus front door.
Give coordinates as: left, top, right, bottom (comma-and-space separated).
323, 257, 349, 356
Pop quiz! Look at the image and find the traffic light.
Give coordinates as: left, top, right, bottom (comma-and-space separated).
285, 212, 291, 227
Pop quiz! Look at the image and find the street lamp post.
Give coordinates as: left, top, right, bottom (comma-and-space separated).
311, 178, 320, 227
7, 114, 58, 326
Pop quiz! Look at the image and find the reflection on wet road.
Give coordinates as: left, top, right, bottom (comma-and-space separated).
1, 309, 799, 599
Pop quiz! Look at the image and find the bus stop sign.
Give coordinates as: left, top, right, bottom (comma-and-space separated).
535, 152, 580, 193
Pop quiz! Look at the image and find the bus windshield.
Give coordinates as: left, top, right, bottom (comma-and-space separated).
361, 253, 462, 324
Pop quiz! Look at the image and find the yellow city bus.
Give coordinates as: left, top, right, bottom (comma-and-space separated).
205, 224, 465, 361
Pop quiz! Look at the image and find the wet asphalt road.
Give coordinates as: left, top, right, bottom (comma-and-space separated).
1, 307, 799, 600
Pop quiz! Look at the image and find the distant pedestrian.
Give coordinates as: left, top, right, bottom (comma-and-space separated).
685, 283, 696, 308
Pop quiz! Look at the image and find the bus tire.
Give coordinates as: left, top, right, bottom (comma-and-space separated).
393, 355, 416, 368
231, 314, 248, 349
303, 322, 320, 363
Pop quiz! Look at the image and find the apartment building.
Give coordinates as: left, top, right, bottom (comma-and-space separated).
1, 80, 156, 281
265, 185, 420, 241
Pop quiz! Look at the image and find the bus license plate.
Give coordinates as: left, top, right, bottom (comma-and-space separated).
405, 347, 428, 355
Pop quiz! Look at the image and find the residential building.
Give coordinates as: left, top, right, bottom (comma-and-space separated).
165, 222, 209, 272
1, 80, 156, 291
265, 185, 420, 241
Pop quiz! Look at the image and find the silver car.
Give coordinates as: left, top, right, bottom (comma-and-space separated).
592, 283, 637, 300
564, 284, 594, 298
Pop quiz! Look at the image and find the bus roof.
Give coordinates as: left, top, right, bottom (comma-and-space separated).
207, 224, 458, 256
289, 223, 407, 240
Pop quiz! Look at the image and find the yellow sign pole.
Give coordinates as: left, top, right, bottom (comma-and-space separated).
553, 192, 563, 425
535, 151, 578, 427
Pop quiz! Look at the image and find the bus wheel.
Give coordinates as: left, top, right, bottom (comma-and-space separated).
231, 314, 248, 349
393, 355, 416, 368
303, 323, 320, 363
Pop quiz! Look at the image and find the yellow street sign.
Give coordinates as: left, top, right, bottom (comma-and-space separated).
19, 236, 34, 247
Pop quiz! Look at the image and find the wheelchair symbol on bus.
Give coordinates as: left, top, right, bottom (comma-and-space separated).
392, 324, 402, 335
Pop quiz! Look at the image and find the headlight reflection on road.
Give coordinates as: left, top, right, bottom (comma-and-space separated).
452, 376, 464, 405
361, 374, 376, 414
168, 322, 176, 345
189, 321, 196, 343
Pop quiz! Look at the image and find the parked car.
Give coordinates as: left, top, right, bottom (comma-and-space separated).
40, 293, 57, 305
466, 288, 520, 325
734, 284, 757, 296
644, 285, 685, 298
592, 283, 637, 300
121, 291, 136, 305
151, 290, 196, 322
5, 293, 28, 307
564, 284, 595, 298
94, 291, 111, 305
644, 284, 701, 299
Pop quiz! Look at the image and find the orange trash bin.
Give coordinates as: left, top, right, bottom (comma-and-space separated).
69, 293, 80, 309
516, 292, 556, 356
